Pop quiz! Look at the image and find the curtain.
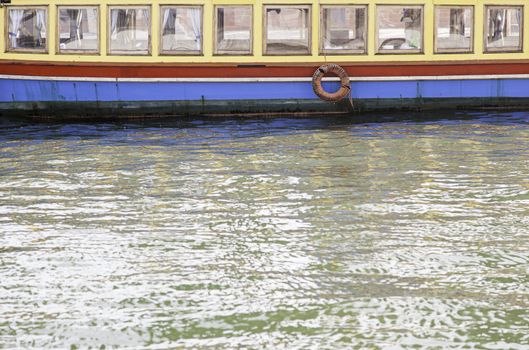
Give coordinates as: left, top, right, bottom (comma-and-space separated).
490, 9, 506, 41
162, 8, 171, 32
124, 10, 132, 45
75, 10, 83, 46
140, 9, 149, 45
500, 10, 507, 39
516, 10, 521, 32
36, 9, 46, 45
301, 9, 307, 40
110, 8, 151, 51
190, 7, 201, 50
323, 9, 330, 49
111, 9, 119, 36
8, 9, 24, 49
173, 10, 179, 45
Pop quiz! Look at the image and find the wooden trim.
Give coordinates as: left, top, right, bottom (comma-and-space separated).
4, 58, 529, 67
3, 60, 529, 78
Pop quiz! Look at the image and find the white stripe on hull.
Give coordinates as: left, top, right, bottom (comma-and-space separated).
2, 74, 529, 82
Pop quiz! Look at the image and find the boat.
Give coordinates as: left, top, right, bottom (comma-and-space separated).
1, 0, 529, 119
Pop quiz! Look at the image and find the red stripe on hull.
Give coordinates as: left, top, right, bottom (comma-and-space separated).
2, 60, 529, 78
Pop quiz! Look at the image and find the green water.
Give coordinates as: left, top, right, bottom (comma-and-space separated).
0, 113, 528, 349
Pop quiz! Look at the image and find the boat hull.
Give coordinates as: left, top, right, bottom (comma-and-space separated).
3, 60, 529, 118
3, 75, 529, 119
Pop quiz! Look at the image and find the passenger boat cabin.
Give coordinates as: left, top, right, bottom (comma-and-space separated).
1, 1, 526, 64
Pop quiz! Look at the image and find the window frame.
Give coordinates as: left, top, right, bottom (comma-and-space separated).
56, 5, 100, 55
159, 5, 203, 56
319, 4, 368, 55
375, 4, 424, 55
483, 5, 524, 54
5, 5, 49, 54
213, 4, 253, 56
107, 5, 152, 56
433, 5, 474, 54
263, 4, 312, 56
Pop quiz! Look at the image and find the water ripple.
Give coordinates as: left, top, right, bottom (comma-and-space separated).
0, 113, 528, 348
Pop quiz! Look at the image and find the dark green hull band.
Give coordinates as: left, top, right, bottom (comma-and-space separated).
2, 98, 529, 120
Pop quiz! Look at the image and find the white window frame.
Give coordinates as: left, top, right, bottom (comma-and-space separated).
213, 5, 253, 56
159, 5, 203, 56
376, 4, 424, 55
57, 5, 100, 55
319, 5, 368, 55
107, 5, 152, 56
263, 4, 312, 56
434, 5, 474, 54
5, 5, 49, 54
484, 5, 523, 53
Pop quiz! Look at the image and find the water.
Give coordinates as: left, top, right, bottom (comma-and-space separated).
0, 112, 528, 349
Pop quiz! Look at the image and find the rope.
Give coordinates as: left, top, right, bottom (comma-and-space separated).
348, 87, 355, 112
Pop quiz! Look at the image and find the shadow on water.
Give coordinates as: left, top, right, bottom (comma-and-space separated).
0, 110, 528, 142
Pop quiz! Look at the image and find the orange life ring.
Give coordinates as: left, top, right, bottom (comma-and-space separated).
312, 64, 350, 102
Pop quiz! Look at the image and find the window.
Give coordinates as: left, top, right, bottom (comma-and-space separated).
160, 6, 202, 55
485, 6, 523, 53
435, 6, 473, 53
377, 5, 423, 54
58, 6, 99, 54
214, 5, 252, 55
320, 5, 367, 55
264, 5, 311, 55
7, 7, 47, 53
108, 6, 150, 55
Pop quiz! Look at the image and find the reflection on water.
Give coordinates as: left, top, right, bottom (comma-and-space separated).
0, 112, 528, 349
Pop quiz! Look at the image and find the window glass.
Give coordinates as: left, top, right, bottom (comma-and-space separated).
161, 6, 202, 55
58, 7, 99, 53
377, 5, 423, 53
321, 6, 367, 54
215, 6, 252, 55
435, 6, 473, 53
265, 6, 311, 55
109, 7, 150, 54
485, 6, 523, 52
7, 7, 47, 52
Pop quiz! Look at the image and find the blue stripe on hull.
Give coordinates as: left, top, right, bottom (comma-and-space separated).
2, 78, 529, 102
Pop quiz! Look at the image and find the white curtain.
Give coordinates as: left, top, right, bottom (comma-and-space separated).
499, 10, 506, 39
141, 9, 149, 26
36, 9, 46, 43
516, 10, 521, 32
8, 9, 24, 48
76, 10, 84, 46
124, 10, 132, 45
162, 8, 171, 31
140, 9, 149, 45
111, 9, 119, 36
190, 7, 201, 50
